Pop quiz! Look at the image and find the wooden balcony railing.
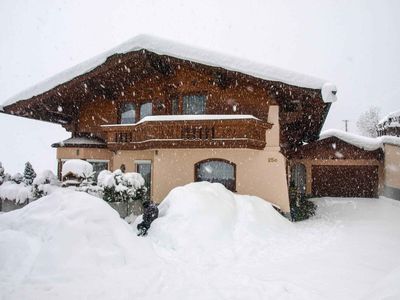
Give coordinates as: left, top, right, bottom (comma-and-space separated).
101, 116, 272, 150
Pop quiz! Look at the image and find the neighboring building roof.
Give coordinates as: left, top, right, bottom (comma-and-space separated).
1, 34, 337, 108
52, 136, 107, 148
320, 129, 400, 150
377, 110, 400, 130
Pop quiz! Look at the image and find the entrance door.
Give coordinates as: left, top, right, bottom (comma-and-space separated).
135, 160, 152, 198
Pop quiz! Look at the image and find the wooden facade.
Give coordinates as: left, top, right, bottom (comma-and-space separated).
288, 137, 384, 198
2, 50, 329, 152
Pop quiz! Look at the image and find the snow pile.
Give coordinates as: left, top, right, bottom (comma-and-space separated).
61, 159, 93, 178
143, 182, 292, 260
2, 35, 336, 107
320, 129, 400, 150
1, 182, 400, 299
0, 190, 157, 297
0, 181, 32, 204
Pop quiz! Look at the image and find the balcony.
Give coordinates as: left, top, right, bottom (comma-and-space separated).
101, 115, 272, 151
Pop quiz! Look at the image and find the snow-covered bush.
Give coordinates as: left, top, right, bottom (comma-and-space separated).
61, 159, 94, 186
32, 170, 60, 199
97, 169, 146, 203
0, 181, 33, 204
289, 182, 316, 221
23, 161, 37, 185
11, 172, 24, 184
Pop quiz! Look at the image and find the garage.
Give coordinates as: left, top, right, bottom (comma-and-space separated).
312, 165, 379, 198
288, 134, 383, 199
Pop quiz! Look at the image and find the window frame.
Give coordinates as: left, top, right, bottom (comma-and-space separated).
194, 158, 236, 192
135, 159, 153, 198
119, 102, 137, 124
139, 101, 153, 120
182, 93, 207, 115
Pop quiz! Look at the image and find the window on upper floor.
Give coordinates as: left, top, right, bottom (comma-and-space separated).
171, 98, 179, 115
120, 103, 136, 124
182, 95, 206, 115
140, 102, 153, 120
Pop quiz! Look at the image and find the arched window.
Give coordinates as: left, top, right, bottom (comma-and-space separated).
120, 103, 136, 124
195, 159, 236, 191
140, 102, 153, 120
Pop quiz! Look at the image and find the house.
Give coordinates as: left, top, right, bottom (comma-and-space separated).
1, 34, 353, 214
377, 110, 400, 137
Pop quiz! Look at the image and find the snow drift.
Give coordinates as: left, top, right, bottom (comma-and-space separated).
138, 182, 293, 263
1, 182, 400, 299
0, 189, 156, 296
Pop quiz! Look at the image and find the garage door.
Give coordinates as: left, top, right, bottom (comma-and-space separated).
312, 165, 379, 198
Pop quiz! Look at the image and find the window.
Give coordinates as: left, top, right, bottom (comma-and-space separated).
136, 160, 152, 198
140, 102, 153, 120
195, 159, 236, 191
172, 98, 179, 115
183, 95, 206, 115
120, 103, 136, 124
88, 160, 109, 182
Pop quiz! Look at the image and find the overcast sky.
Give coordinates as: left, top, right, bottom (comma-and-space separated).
1, 0, 399, 174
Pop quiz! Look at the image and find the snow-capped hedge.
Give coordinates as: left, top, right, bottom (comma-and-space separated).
0, 181, 32, 204
98, 169, 146, 203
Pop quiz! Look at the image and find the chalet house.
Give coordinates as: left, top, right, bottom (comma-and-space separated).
4, 34, 378, 214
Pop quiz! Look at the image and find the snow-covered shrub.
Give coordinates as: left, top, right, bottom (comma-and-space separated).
0, 181, 33, 204
11, 173, 24, 184
97, 169, 146, 203
32, 170, 60, 199
289, 182, 316, 222
23, 161, 36, 185
61, 159, 94, 186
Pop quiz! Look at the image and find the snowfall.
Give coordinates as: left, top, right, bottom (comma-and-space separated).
0, 182, 399, 300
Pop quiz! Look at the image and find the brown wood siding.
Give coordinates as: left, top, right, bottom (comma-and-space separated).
312, 165, 379, 198
3, 49, 328, 150
288, 137, 383, 160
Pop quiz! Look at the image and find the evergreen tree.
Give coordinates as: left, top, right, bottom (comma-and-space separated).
23, 162, 37, 185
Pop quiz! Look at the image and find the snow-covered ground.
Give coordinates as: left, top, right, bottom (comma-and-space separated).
0, 182, 399, 300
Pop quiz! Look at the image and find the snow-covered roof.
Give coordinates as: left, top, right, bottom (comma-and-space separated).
319, 129, 400, 150
377, 110, 400, 129
101, 114, 261, 127
62, 159, 93, 178
53, 136, 106, 147
2, 35, 337, 108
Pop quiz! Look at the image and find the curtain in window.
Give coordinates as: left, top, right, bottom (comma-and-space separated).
183, 95, 206, 115
120, 103, 136, 124
140, 102, 153, 120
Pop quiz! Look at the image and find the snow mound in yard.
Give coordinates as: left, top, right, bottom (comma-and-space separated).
145, 182, 292, 258
0, 190, 156, 287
